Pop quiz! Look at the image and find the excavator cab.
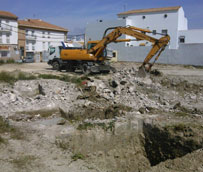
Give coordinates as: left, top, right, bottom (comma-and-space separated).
87, 41, 98, 51
87, 41, 107, 58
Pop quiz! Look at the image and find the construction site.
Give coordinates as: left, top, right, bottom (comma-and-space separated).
0, 2, 203, 172
0, 61, 202, 172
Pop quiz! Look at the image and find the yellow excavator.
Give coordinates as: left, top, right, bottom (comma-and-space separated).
48, 26, 170, 76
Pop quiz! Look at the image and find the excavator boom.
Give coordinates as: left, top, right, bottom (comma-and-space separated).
88, 26, 170, 74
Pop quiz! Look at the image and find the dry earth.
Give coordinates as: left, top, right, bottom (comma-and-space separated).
0, 62, 203, 172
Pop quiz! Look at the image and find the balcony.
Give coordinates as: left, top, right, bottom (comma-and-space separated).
26, 35, 37, 41
0, 26, 12, 33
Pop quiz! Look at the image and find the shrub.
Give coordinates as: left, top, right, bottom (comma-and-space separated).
0, 71, 16, 84
71, 153, 85, 161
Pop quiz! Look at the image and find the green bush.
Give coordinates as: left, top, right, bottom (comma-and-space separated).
71, 153, 85, 161
17, 72, 37, 80
6, 59, 15, 64
38, 74, 61, 80
0, 71, 16, 84
0, 60, 5, 65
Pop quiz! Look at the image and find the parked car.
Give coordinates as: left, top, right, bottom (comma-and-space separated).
23, 56, 34, 63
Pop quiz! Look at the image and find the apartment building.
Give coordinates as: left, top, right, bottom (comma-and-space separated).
18, 19, 68, 61
0, 11, 19, 60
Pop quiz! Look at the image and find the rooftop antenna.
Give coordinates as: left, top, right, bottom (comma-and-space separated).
123, 4, 127, 11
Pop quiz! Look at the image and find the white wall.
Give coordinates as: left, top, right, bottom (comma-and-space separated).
25, 28, 66, 53
179, 29, 203, 44
0, 18, 18, 45
178, 7, 188, 31
85, 19, 126, 44
119, 10, 179, 49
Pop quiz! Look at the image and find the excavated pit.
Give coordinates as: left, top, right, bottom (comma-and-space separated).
56, 117, 203, 171
143, 122, 203, 166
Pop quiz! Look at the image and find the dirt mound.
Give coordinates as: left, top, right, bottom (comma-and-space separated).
60, 104, 132, 121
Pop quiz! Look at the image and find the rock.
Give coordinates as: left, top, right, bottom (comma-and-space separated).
57, 119, 66, 125
173, 102, 181, 109
120, 80, 127, 85
128, 86, 135, 93
38, 84, 45, 95
103, 88, 112, 93
109, 80, 118, 88
35, 95, 41, 100
150, 69, 163, 76
9, 93, 17, 102
138, 107, 146, 114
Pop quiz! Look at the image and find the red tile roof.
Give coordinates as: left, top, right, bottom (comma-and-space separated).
118, 6, 181, 16
0, 11, 18, 19
18, 19, 68, 32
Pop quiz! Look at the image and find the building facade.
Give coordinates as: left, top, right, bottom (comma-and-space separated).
18, 19, 68, 61
86, 6, 203, 66
0, 11, 19, 60
117, 6, 188, 49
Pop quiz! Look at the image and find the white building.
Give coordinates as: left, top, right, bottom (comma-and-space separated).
117, 6, 188, 49
0, 11, 19, 60
18, 19, 68, 61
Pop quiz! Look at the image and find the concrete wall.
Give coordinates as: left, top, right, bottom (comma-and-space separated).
117, 43, 203, 66
179, 30, 203, 44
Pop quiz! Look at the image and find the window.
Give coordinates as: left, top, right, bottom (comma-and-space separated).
42, 31, 45, 38
6, 33, 10, 44
32, 42, 35, 50
152, 30, 156, 35
48, 42, 50, 47
162, 29, 168, 35
179, 36, 185, 43
1, 51, 8, 57
0, 20, 1, 27
142, 16, 146, 19
0, 33, 2, 43
6, 20, 9, 24
49, 47, 55, 55
32, 30, 35, 36
48, 32, 50, 38
26, 30, 29, 36
43, 42, 45, 49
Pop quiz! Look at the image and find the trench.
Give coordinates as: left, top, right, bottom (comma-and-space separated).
143, 122, 203, 166
58, 119, 203, 171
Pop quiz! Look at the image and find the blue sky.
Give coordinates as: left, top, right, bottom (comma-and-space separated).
1, 0, 203, 35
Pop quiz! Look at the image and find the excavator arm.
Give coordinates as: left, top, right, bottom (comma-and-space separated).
88, 26, 170, 73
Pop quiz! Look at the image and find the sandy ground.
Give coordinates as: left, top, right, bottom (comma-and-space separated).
0, 62, 203, 76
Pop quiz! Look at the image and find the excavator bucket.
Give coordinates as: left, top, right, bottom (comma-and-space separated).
137, 65, 147, 78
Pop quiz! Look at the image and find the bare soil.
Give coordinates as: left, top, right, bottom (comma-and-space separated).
0, 62, 203, 172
